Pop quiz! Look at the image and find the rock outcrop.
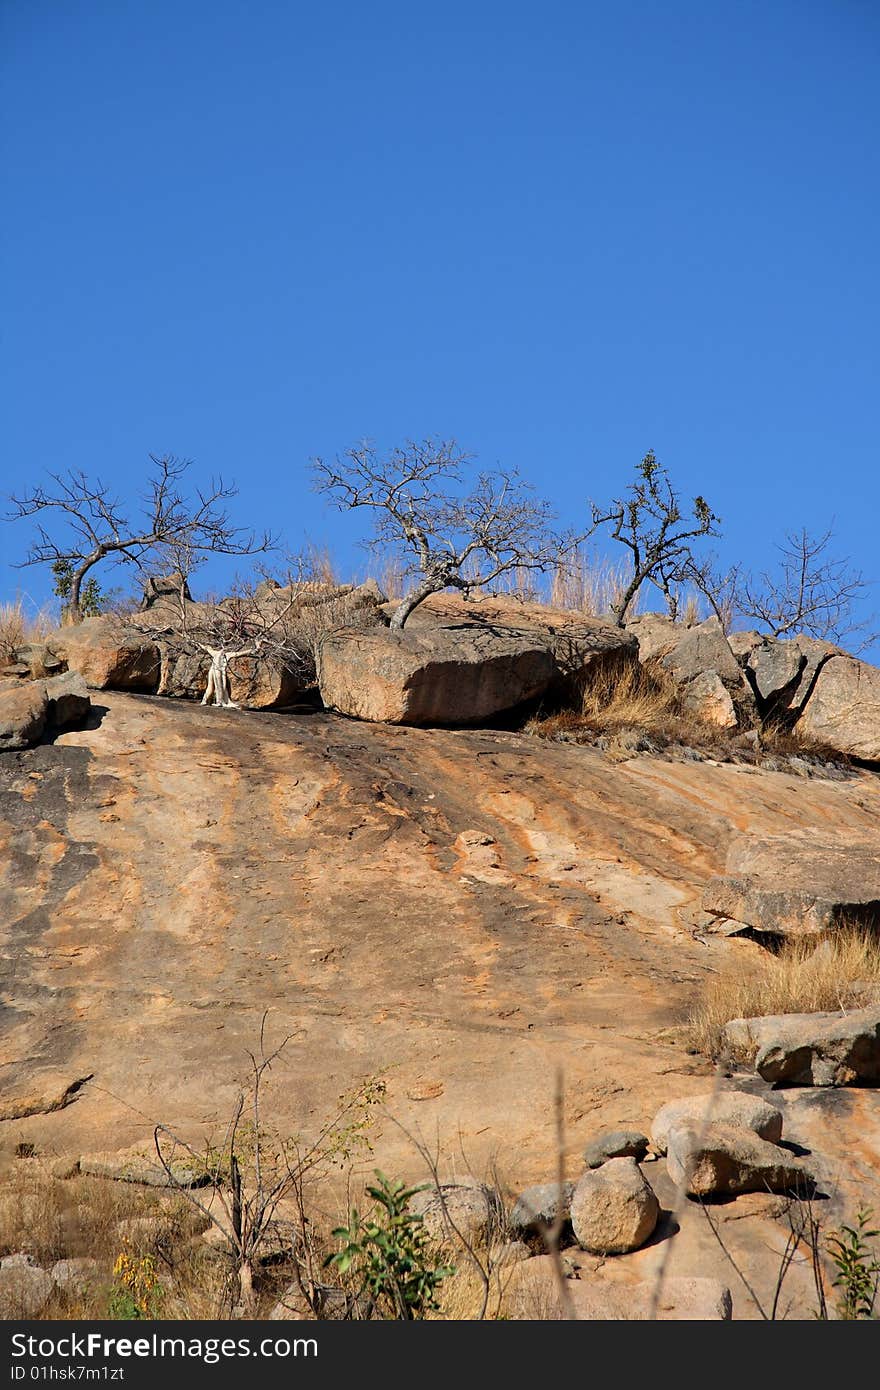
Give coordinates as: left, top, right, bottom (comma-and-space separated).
317, 623, 558, 725
723, 1004, 880, 1086
44, 618, 160, 692
665, 1122, 811, 1197
651, 1091, 783, 1155
0, 672, 91, 751
318, 593, 637, 725
627, 614, 753, 729
702, 833, 880, 939
795, 654, 880, 760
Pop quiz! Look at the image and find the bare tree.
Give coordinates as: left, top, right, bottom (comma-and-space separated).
312, 439, 563, 629
732, 526, 872, 645
590, 450, 721, 626
7, 455, 276, 623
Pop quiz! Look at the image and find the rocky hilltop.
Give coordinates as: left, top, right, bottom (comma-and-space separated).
1, 594, 879, 1318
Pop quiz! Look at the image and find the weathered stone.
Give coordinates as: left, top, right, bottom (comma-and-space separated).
723, 1004, 880, 1086
317, 624, 557, 725
156, 647, 212, 699
509, 1181, 575, 1240
408, 1181, 499, 1244
570, 1157, 659, 1254
626, 613, 681, 663
46, 618, 160, 692
0, 681, 48, 750
0, 1255, 54, 1317
678, 669, 738, 730
399, 593, 638, 685
796, 653, 880, 760
79, 1144, 211, 1188
582, 1128, 649, 1168
651, 1090, 783, 1155
51, 1258, 103, 1294
702, 833, 880, 939
727, 631, 763, 663
748, 639, 805, 702
43, 671, 91, 731
744, 635, 839, 716
666, 1122, 811, 1197
660, 617, 743, 687
15, 643, 64, 678
141, 573, 193, 609
227, 654, 302, 710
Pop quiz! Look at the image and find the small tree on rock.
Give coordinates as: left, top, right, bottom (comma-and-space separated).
7, 455, 275, 624
731, 526, 872, 645
312, 439, 563, 629
589, 450, 720, 626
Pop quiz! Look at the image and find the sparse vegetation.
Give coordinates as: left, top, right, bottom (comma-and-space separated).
687, 929, 880, 1060
7, 455, 275, 624
588, 450, 720, 625
0, 596, 56, 663
327, 1172, 455, 1319
312, 438, 566, 629
827, 1208, 880, 1319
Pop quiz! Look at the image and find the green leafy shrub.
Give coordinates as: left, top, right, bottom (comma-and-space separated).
326, 1171, 455, 1319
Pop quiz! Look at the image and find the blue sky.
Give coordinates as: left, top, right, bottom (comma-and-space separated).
2, 1, 878, 649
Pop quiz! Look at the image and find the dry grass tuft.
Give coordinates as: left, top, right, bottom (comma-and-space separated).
527, 657, 715, 749
0, 598, 57, 664
548, 548, 637, 617
687, 929, 880, 1059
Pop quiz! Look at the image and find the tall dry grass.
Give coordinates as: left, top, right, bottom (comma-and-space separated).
687, 929, 880, 1059
0, 597, 57, 664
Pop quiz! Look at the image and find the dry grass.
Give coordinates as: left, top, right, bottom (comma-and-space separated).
548, 547, 637, 617
0, 597, 57, 664
687, 929, 880, 1059
527, 657, 715, 751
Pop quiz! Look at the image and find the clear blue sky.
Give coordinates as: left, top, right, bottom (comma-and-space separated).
2, 1, 878, 649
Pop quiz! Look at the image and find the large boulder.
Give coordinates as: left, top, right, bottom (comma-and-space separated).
226, 654, 302, 710
0, 1255, 54, 1317
795, 653, 880, 760
0, 682, 48, 750
723, 1004, 880, 1086
46, 618, 160, 692
0, 672, 91, 751
43, 671, 91, 731
569, 1157, 659, 1254
627, 614, 753, 729
396, 593, 637, 687
317, 623, 558, 725
651, 1090, 783, 1155
666, 1122, 811, 1198
408, 1181, 499, 1245
509, 1181, 575, 1242
702, 833, 880, 939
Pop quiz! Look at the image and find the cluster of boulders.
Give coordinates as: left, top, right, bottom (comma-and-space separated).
0, 1252, 102, 1318
3, 586, 880, 754
628, 611, 880, 759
